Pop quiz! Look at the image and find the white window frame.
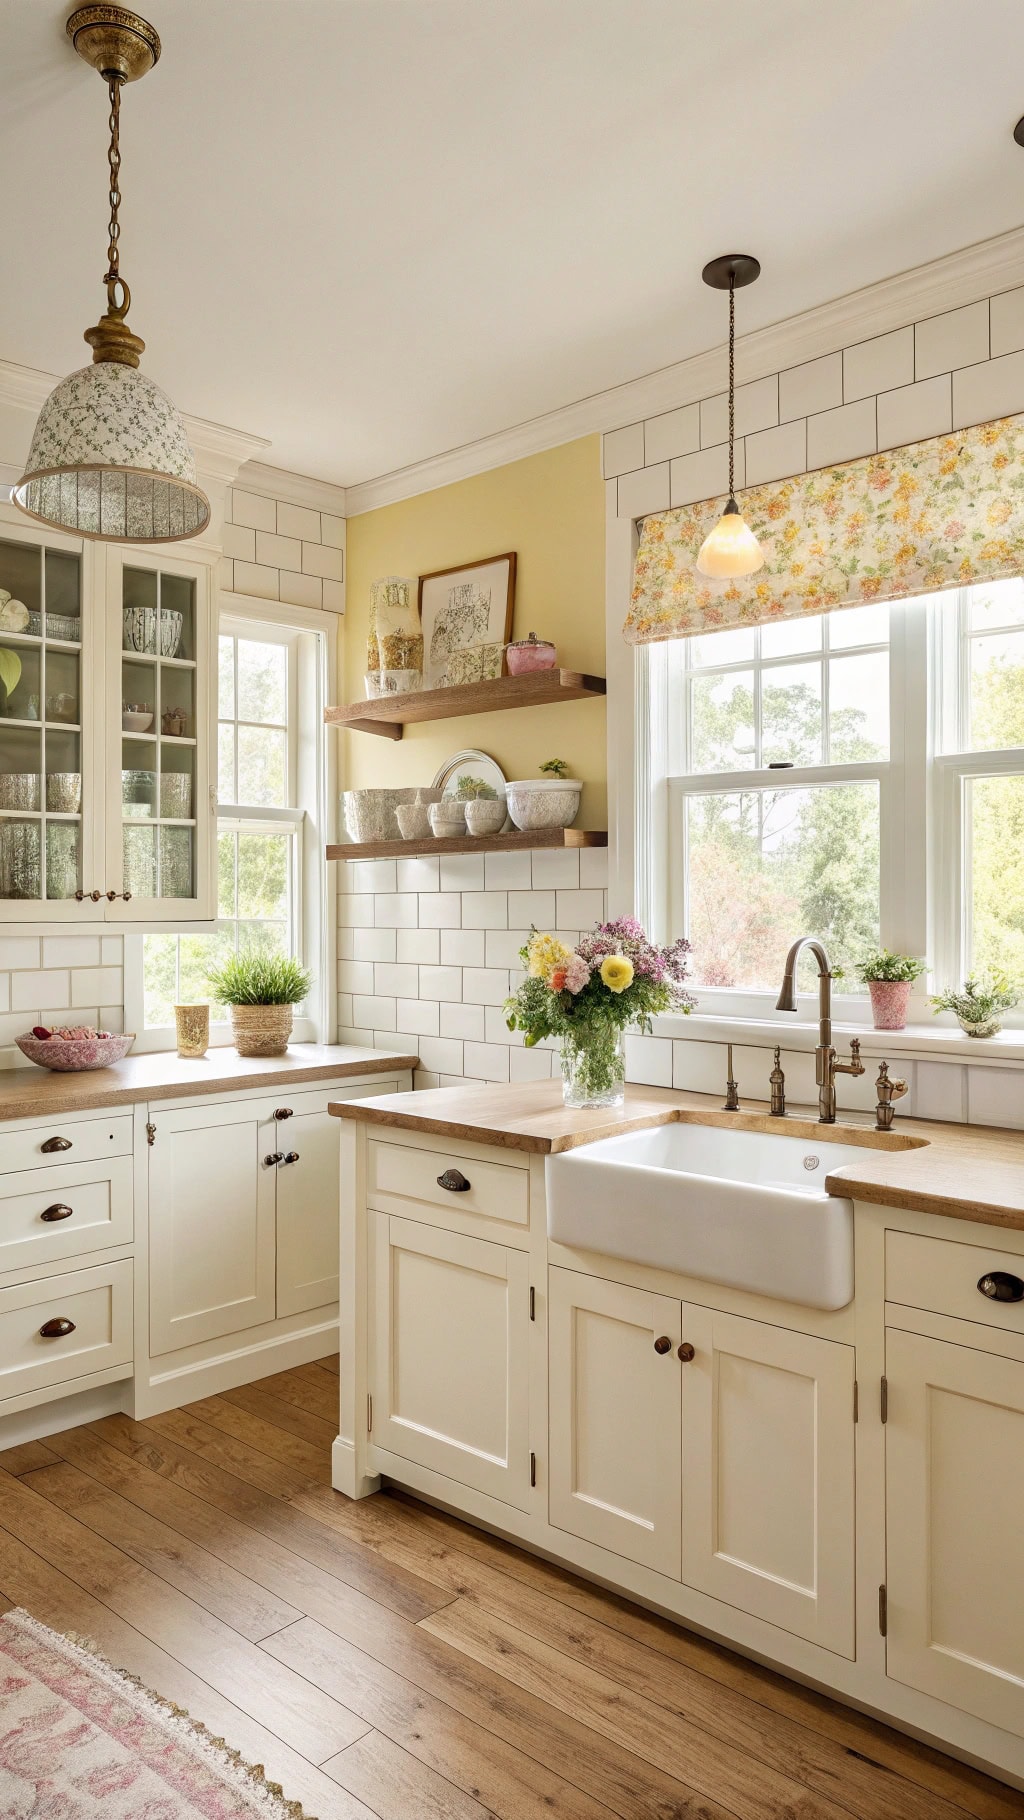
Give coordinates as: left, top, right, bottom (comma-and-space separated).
125, 594, 337, 1050
605, 506, 1021, 1041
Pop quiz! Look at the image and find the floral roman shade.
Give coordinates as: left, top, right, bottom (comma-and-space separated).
624, 414, 1024, 645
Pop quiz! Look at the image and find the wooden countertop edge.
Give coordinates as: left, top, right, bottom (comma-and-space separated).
823, 1173, 1024, 1228
0, 1050, 419, 1122
328, 1099, 679, 1153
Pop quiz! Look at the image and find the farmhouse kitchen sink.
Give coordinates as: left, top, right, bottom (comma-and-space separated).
546, 1121, 922, 1310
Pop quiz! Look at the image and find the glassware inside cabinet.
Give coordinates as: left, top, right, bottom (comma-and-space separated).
0, 536, 82, 904
121, 566, 197, 901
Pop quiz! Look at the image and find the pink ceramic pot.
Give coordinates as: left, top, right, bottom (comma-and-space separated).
506, 633, 556, 675
868, 979, 912, 1030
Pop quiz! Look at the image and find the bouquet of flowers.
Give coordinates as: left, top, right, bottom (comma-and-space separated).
506, 917, 695, 1107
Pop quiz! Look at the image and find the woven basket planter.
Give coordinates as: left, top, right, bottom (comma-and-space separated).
229, 1004, 294, 1057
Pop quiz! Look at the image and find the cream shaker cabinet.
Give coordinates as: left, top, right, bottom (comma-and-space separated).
370, 1211, 531, 1508
885, 1326, 1024, 1737
0, 507, 217, 928
548, 1266, 856, 1654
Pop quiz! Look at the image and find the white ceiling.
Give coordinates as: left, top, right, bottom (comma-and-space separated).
2, 0, 1024, 488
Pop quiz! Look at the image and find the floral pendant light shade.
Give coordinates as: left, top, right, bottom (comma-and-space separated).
13, 7, 209, 543
695, 254, 764, 580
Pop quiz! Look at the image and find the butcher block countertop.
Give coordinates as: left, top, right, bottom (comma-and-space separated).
0, 1043, 419, 1123
330, 1079, 1024, 1230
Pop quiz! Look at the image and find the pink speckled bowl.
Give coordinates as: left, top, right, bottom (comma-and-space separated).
15, 1032, 136, 1072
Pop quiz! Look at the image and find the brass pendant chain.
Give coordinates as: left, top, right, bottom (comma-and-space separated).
727, 275, 736, 500
105, 73, 123, 295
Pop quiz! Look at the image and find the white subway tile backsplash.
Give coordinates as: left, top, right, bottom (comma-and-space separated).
916, 1060, 967, 1123
222, 522, 256, 562
339, 959, 375, 995
418, 966, 463, 1002
352, 927, 396, 961
397, 855, 440, 893
744, 418, 807, 487
700, 376, 778, 448
990, 285, 1024, 358
440, 928, 486, 968
579, 847, 609, 890
603, 422, 645, 478
417, 1035, 465, 1076
464, 1042, 511, 1083
806, 396, 876, 469
255, 530, 302, 571
396, 997, 439, 1038
301, 541, 345, 581
953, 348, 1024, 430
441, 1003, 486, 1042
670, 441, 738, 508
374, 893, 418, 928
968, 1067, 1024, 1129
230, 489, 276, 532
485, 929, 531, 969
915, 300, 989, 379
2, 940, 41, 970
462, 892, 508, 929
511, 1045, 553, 1082
100, 1005, 123, 1034
233, 561, 279, 601
642, 404, 700, 466
349, 859, 397, 895
12, 970, 68, 1011
279, 571, 323, 610
322, 579, 345, 613
617, 463, 670, 521
876, 374, 952, 451
419, 893, 462, 929
42, 936, 101, 969
508, 890, 556, 928
439, 854, 485, 892
0, 976, 8, 1013
556, 889, 605, 926
484, 850, 532, 891
396, 928, 440, 965
276, 501, 321, 542
100, 936, 123, 965
530, 849, 580, 889
779, 353, 843, 422
352, 995, 397, 1031
843, 326, 914, 402
338, 893, 374, 928
321, 512, 345, 549
624, 1032, 673, 1087
463, 968, 510, 1005
375, 962, 419, 997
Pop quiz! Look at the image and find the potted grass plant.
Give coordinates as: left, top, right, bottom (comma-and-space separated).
856, 949, 926, 1030
206, 949, 314, 1057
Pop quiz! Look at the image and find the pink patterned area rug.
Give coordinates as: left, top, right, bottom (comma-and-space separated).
0, 1606, 311, 1818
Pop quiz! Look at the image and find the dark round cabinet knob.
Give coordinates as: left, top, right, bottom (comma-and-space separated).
263, 1151, 284, 1167
282, 1151, 300, 1165
40, 1203, 73, 1223
274, 1108, 294, 1120
437, 1168, 470, 1193
653, 1335, 672, 1354
978, 1271, 1024, 1303
677, 1342, 696, 1362
39, 1317, 76, 1339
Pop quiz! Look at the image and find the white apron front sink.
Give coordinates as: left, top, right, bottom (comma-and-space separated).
545, 1122, 869, 1310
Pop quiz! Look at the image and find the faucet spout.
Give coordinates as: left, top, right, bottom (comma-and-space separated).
775, 935, 861, 1123
775, 936, 832, 1014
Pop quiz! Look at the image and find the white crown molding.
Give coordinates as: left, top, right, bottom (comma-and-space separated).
345, 224, 1024, 516
233, 458, 347, 518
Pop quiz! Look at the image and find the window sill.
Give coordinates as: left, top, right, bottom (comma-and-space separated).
653, 1012, 1024, 1066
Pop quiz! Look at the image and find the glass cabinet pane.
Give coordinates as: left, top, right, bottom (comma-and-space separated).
0, 535, 82, 905
121, 565, 198, 902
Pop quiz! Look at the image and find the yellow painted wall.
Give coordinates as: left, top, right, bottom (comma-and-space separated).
342, 435, 607, 824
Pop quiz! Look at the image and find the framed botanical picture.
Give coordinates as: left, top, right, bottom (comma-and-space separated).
418, 551, 517, 689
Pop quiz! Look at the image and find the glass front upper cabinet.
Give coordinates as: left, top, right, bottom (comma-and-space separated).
0, 525, 94, 914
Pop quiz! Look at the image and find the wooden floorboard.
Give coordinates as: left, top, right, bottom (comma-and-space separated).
1, 1356, 1020, 1820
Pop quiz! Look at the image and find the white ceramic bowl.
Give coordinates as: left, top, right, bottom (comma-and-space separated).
465, 798, 506, 836
396, 802, 433, 840
16, 1030, 136, 1071
122, 710, 154, 733
506, 778, 582, 831
429, 801, 468, 838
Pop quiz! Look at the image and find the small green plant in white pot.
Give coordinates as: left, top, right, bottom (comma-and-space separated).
931, 973, 1019, 1039
206, 949, 313, 1057
856, 949, 926, 1031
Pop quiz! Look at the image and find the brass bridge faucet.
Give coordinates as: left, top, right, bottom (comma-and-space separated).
775, 937, 865, 1123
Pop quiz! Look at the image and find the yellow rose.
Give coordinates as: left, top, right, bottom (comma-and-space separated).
600, 955, 634, 994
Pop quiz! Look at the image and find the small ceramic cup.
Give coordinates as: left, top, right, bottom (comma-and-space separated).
428, 800, 467, 838
465, 798, 506, 836
396, 802, 432, 840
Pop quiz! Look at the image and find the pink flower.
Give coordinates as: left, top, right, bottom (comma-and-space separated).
563, 955, 590, 994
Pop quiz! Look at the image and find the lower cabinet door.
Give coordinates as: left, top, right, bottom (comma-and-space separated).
149, 1101, 276, 1355
372, 1212, 530, 1508
548, 1266, 682, 1577
680, 1307, 856, 1657
886, 1327, 1024, 1736
276, 1102, 341, 1318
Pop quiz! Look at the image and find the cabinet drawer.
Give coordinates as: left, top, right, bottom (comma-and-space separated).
0, 1259, 133, 1404
0, 1116, 133, 1176
0, 1156, 133, 1277
887, 1229, 1024, 1338
368, 1139, 529, 1228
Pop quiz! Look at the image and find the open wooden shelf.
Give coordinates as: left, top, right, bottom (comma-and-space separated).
324, 669, 606, 740
328, 827, 608, 862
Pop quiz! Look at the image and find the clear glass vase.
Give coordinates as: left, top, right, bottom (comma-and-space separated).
560, 1026, 626, 1109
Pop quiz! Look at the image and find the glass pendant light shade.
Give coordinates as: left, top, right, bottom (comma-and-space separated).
14, 361, 209, 542
696, 498, 764, 578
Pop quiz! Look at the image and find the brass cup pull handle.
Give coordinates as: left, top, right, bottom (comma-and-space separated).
653, 1335, 672, 1355
282, 1151, 300, 1165
39, 1317, 76, 1338
105, 889, 132, 901
437, 1168, 470, 1193
40, 1203, 73, 1223
978, 1271, 1024, 1303
75, 889, 102, 903
264, 1151, 284, 1167
677, 1342, 696, 1362
274, 1108, 294, 1120
40, 1136, 72, 1154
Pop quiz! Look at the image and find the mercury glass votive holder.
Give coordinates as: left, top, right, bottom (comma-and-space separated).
174, 1003, 209, 1059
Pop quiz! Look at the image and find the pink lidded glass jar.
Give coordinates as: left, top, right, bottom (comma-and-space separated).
506, 631, 556, 675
